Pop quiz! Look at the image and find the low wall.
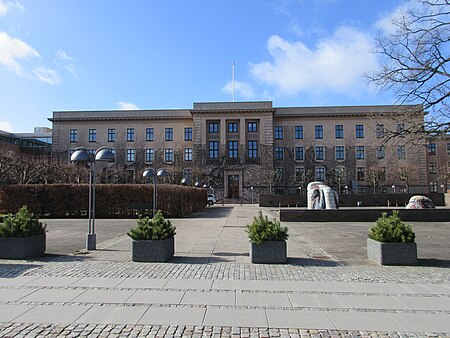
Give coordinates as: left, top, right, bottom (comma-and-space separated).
279, 208, 450, 222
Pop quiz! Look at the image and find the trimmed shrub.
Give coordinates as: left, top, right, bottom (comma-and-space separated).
368, 211, 415, 243
246, 211, 289, 244
128, 210, 176, 240
0, 206, 47, 237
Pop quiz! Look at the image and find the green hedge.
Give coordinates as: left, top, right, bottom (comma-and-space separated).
0, 184, 206, 218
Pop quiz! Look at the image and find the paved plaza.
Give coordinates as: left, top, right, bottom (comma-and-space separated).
0, 205, 449, 337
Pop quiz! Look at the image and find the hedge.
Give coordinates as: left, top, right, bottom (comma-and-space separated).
0, 184, 207, 218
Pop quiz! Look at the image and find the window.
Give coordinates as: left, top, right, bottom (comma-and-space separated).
356, 125, 364, 138
295, 146, 304, 161
335, 146, 345, 160
126, 149, 135, 162
184, 148, 193, 162
209, 122, 219, 133
165, 148, 173, 162
209, 141, 219, 158
228, 122, 238, 133
183, 168, 192, 182
146, 128, 154, 141
88, 129, 96, 142
377, 145, 386, 159
295, 167, 305, 180
429, 181, 438, 193
356, 146, 365, 159
315, 125, 323, 139
335, 125, 343, 139
248, 140, 258, 158
380, 167, 387, 181
447, 143, 450, 155
275, 147, 283, 161
397, 123, 405, 135
165, 128, 173, 141
108, 129, 116, 142
275, 126, 283, 139
428, 143, 436, 155
228, 141, 238, 158
70, 129, 77, 143
145, 148, 154, 163
275, 168, 284, 182
357, 167, 365, 181
247, 122, 257, 132
335, 165, 345, 181
376, 124, 385, 138
397, 145, 406, 159
315, 146, 324, 161
429, 162, 437, 174
127, 128, 135, 142
184, 127, 192, 141
295, 126, 303, 139
315, 167, 325, 181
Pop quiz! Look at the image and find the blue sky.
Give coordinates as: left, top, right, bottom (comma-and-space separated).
0, 0, 407, 132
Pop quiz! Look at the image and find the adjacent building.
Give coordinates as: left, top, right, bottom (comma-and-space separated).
0, 127, 52, 160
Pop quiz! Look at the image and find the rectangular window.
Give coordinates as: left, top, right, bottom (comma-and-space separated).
377, 145, 386, 159
165, 148, 173, 162
315, 167, 325, 181
429, 162, 437, 174
275, 168, 284, 182
209, 122, 219, 133
127, 128, 135, 142
429, 181, 438, 193
376, 124, 385, 138
275, 147, 283, 161
356, 125, 364, 138
184, 148, 193, 161
295, 167, 305, 180
247, 122, 257, 132
248, 140, 258, 158
295, 126, 303, 139
228, 122, 238, 133
397, 145, 406, 159
70, 129, 77, 143
275, 126, 283, 140
228, 141, 238, 158
428, 143, 436, 155
315, 125, 323, 139
315, 146, 324, 161
183, 168, 192, 182
209, 141, 219, 158
88, 129, 96, 142
295, 146, 304, 161
357, 167, 365, 181
184, 127, 192, 141
447, 143, 450, 155
356, 146, 365, 160
108, 129, 116, 142
335, 125, 343, 139
380, 167, 387, 181
165, 128, 173, 141
145, 148, 154, 163
335, 165, 345, 181
146, 128, 154, 141
335, 146, 345, 160
126, 149, 135, 162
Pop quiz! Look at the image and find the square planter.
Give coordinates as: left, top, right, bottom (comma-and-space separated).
367, 238, 417, 265
0, 234, 46, 259
132, 237, 174, 262
251, 240, 287, 264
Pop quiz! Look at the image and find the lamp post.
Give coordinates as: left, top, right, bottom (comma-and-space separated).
441, 184, 445, 193
344, 185, 348, 194
143, 168, 169, 216
250, 186, 254, 204
392, 185, 396, 193
71, 147, 115, 250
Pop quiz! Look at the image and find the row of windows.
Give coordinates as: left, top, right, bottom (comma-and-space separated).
71, 148, 195, 163
427, 142, 450, 155
428, 161, 450, 174
208, 121, 259, 134
70, 128, 193, 143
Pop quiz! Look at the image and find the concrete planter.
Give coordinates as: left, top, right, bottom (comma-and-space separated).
367, 238, 417, 265
251, 240, 287, 264
132, 237, 174, 262
0, 234, 46, 259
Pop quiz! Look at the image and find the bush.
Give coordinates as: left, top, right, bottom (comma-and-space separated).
127, 210, 176, 240
246, 211, 288, 244
0, 206, 47, 237
368, 211, 415, 243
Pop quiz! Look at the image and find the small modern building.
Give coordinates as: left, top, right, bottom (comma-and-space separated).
0, 127, 52, 160
49, 101, 444, 201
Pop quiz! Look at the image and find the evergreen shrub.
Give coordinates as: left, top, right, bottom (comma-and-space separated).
246, 211, 288, 244
0, 206, 46, 237
368, 211, 415, 243
127, 210, 176, 240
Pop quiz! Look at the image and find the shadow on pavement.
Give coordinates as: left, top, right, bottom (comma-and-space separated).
287, 257, 341, 267
418, 258, 450, 268
171, 256, 235, 264
186, 206, 234, 218
0, 263, 42, 277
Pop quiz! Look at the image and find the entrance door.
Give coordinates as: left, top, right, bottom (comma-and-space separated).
227, 175, 240, 198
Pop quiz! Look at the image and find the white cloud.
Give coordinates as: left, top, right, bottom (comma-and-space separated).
55, 49, 80, 79
117, 101, 140, 110
0, 32, 40, 76
249, 27, 379, 96
0, 1, 7, 15
0, 121, 13, 132
33, 66, 60, 85
0, 1, 25, 16
222, 81, 255, 100
55, 49, 73, 61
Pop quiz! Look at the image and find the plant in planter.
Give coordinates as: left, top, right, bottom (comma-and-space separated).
0, 206, 47, 259
246, 211, 289, 264
128, 210, 176, 262
367, 211, 417, 265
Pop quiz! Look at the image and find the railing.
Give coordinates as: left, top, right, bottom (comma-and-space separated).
225, 158, 240, 165
245, 157, 260, 164
206, 158, 221, 165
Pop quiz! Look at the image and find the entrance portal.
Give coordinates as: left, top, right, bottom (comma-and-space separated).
227, 175, 240, 198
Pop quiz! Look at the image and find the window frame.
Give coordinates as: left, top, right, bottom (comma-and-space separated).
274, 146, 284, 161
315, 146, 324, 161
335, 125, 343, 139
228, 140, 238, 158
335, 146, 345, 160
88, 129, 96, 143
184, 127, 192, 141
145, 148, 154, 163
107, 128, 116, 142
127, 128, 135, 142
356, 146, 365, 160
247, 122, 257, 132
146, 128, 154, 142
274, 126, 283, 140
209, 141, 219, 159
126, 148, 135, 162
165, 128, 173, 141
69, 129, 78, 143
248, 140, 258, 158
164, 148, 174, 162
295, 125, 303, 139
315, 125, 323, 139
295, 146, 304, 161
184, 147, 193, 162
